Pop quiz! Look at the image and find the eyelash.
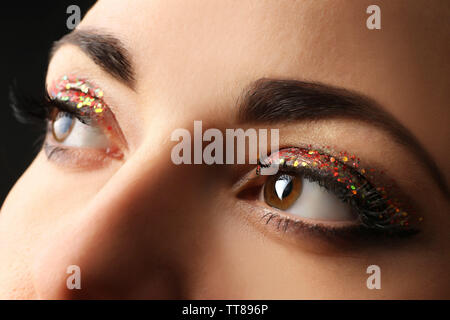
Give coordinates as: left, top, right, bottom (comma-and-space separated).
252, 147, 419, 239
10, 84, 80, 127
9, 85, 63, 150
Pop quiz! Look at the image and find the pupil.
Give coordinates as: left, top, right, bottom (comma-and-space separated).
274, 175, 293, 200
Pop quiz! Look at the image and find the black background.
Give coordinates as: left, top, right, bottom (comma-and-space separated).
0, 300, 441, 317
0, 1, 95, 205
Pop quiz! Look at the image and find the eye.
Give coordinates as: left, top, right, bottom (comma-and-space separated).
238, 147, 421, 237
51, 110, 110, 148
262, 172, 357, 221
43, 75, 127, 165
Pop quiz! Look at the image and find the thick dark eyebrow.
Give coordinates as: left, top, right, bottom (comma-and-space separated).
238, 78, 448, 196
50, 29, 135, 89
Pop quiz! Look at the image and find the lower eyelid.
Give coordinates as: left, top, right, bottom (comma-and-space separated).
43, 141, 121, 169
237, 199, 418, 255
253, 199, 360, 230
235, 200, 364, 253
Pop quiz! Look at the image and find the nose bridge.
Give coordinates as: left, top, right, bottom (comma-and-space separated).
32, 141, 210, 299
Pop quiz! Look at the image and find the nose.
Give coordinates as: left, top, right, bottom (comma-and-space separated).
31, 141, 216, 299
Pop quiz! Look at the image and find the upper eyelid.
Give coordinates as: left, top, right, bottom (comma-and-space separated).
48, 76, 106, 105
45, 76, 119, 121
262, 144, 408, 196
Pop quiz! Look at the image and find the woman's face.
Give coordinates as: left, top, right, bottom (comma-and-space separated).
1, 0, 449, 299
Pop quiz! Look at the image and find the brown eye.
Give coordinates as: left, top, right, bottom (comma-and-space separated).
264, 173, 303, 210
52, 111, 75, 142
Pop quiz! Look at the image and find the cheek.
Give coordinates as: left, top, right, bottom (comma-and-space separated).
190, 203, 368, 299
0, 152, 116, 297
1, 152, 116, 220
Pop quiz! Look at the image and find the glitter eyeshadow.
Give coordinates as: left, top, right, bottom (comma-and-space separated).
49, 75, 109, 127
256, 146, 420, 231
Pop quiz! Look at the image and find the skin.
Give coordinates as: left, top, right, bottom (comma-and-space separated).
0, 0, 449, 299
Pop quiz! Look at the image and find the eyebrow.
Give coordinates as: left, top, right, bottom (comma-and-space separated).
238, 78, 448, 196
50, 29, 135, 89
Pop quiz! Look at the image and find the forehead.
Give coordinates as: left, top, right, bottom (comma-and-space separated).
78, 0, 448, 169
80, 0, 447, 95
